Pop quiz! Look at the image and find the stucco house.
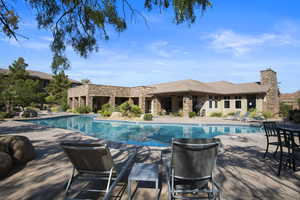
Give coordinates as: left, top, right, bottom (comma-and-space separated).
68, 68, 279, 117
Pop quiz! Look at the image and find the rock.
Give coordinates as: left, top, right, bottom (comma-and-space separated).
0, 136, 36, 164
110, 112, 122, 118
0, 142, 9, 153
0, 152, 12, 177
19, 109, 38, 118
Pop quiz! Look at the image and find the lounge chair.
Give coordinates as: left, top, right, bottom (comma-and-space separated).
163, 138, 221, 200
60, 142, 136, 200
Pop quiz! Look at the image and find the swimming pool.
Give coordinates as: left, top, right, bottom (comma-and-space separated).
26, 115, 262, 146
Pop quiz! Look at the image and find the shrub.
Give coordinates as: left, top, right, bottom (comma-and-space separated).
50, 106, 60, 112
0, 112, 11, 119
279, 102, 292, 118
289, 109, 300, 123
210, 112, 223, 117
98, 103, 112, 117
75, 106, 91, 114
262, 111, 273, 119
227, 112, 236, 116
189, 111, 196, 118
131, 105, 142, 117
25, 106, 40, 112
144, 113, 153, 121
66, 109, 73, 113
101, 110, 112, 117
171, 112, 181, 117
294, 112, 300, 123
119, 101, 142, 117
249, 109, 257, 118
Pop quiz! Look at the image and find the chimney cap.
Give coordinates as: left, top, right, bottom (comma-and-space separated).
261, 68, 276, 73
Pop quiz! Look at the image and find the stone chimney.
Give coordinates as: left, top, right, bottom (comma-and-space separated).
260, 68, 279, 114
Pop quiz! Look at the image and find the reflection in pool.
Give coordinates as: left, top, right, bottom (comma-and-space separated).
26, 115, 262, 146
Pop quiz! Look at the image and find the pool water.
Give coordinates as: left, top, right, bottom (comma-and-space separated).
26, 115, 262, 146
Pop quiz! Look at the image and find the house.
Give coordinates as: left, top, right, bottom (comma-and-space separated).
280, 90, 300, 109
0, 68, 81, 88
68, 68, 280, 117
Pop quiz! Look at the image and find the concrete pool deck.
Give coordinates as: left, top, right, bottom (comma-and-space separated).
0, 117, 299, 200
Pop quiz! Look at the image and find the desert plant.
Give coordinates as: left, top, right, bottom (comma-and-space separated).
189, 111, 196, 118
143, 113, 153, 121
119, 101, 142, 117
50, 106, 60, 112
209, 112, 223, 117
262, 111, 273, 119
249, 109, 257, 118
101, 110, 112, 117
131, 105, 142, 117
75, 106, 91, 114
279, 102, 293, 118
227, 112, 236, 116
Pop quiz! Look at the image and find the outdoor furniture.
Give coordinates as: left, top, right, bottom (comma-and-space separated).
60, 142, 136, 200
276, 127, 300, 176
262, 121, 280, 158
224, 111, 240, 121
128, 163, 159, 200
240, 112, 250, 122
164, 138, 221, 200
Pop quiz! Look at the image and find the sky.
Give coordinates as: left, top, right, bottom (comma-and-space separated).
0, 0, 300, 93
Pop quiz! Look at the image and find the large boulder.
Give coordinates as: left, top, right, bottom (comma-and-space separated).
0, 136, 36, 164
110, 112, 122, 118
0, 152, 12, 177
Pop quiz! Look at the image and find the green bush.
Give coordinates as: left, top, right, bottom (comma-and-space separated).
144, 113, 153, 121
74, 106, 91, 114
0, 112, 13, 119
25, 106, 40, 112
189, 111, 196, 118
227, 112, 236, 116
209, 112, 223, 117
249, 109, 257, 118
131, 105, 142, 117
119, 101, 142, 117
262, 111, 273, 119
289, 110, 300, 123
101, 110, 112, 117
294, 112, 300, 123
98, 103, 112, 117
50, 106, 60, 112
279, 102, 292, 118
171, 112, 182, 117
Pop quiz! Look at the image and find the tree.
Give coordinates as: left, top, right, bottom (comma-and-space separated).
0, 0, 211, 72
0, 57, 46, 112
46, 71, 71, 111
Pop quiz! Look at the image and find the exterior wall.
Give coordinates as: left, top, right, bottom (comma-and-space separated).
261, 69, 280, 114
182, 95, 192, 117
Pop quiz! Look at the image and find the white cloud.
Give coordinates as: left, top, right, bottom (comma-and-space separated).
0, 37, 50, 50
205, 27, 300, 56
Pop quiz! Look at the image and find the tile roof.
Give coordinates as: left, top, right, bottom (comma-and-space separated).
149, 79, 268, 95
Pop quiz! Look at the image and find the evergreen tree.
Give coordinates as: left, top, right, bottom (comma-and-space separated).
0, 57, 46, 112
46, 71, 71, 111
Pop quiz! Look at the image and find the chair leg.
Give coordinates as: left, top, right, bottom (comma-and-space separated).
277, 147, 283, 176
273, 145, 279, 158
65, 168, 75, 196
264, 143, 269, 158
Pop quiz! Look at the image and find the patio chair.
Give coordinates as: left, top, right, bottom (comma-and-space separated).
262, 121, 280, 158
164, 138, 221, 200
60, 142, 136, 200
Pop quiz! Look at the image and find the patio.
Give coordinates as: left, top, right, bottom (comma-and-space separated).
0, 119, 299, 200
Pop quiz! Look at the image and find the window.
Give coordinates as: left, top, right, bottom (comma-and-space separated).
214, 100, 218, 108
224, 96, 230, 108
235, 96, 242, 109
209, 100, 213, 108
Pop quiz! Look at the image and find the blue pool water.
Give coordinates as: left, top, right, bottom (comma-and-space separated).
26, 115, 262, 146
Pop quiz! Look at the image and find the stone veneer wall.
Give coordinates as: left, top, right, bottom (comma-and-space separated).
261, 69, 280, 114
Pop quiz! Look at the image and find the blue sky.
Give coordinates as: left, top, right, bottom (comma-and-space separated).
0, 0, 300, 93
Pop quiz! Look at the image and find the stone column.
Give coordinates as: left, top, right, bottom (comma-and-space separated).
78, 96, 82, 107
109, 96, 115, 108
171, 96, 179, 113
183, 95, 193, 117
128, 97, 134, 104
241, 96, 248, 114
139, 96, 145, 113
86, 96, 93, 111
151, 96, 161, 116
